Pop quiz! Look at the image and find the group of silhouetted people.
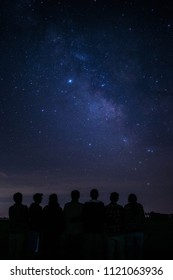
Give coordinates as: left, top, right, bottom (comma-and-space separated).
8, 189, 145, 260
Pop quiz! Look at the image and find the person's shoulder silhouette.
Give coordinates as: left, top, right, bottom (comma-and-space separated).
43, 193, 64, 234
105, 192, 124, 211
64, 190, 83, 216
64, 190, 84, 234
124, 193, 145, 259
84, 188, 104, 209
9, 192, 28, 233
29, 193, 43, 231
83, 188, 104, 233
105, 192, 124, 234
124, 193, 145, 232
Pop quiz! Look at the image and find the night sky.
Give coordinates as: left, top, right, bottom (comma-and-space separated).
0, 0, 173, 216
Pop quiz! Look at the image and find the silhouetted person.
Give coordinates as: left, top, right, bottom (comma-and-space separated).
83, 188, 104, 259
9, 192, 28, 259
42, 193, 64, 259
28, 193, 43, 258
64, 190, 84, 259
105, 192, 124, 259
124, 193, 145, 259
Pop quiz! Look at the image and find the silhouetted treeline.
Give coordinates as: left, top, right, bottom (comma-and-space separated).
6, 189, 149, 260
148, 212, 171, 221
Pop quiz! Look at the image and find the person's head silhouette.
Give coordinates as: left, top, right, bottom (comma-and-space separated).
128, 193, 137, 203
33, 193, 43, 204
90, 188, 99, 200
110, 192, 119, 203
71, 190, 80, 201
49, 193, 58, 205
13, 192, 22, 204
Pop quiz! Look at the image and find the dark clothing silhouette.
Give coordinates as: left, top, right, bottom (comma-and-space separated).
105, 203, 124, 236
43, 203, 64, 235
105, 202, 124, 259
29, 203, 43, 231
42, 202, 64, 258
64, 201, 84, 259
83, 199, 105, 259
83, 200, 104, 233
28, 203, 43, 257
124, 201, 145, 259
9, 203, 28, 233
64, 201, 84, 235
124, 202, 145, 233
9, 202, 28, 259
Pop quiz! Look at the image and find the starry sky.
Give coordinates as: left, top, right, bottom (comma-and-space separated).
0, 0, 173, 216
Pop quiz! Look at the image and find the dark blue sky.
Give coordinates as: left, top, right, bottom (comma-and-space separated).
0, 0, 173, 216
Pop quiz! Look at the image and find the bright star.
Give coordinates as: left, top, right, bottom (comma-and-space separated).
147, 148, 154, 153
68, 79, 73, 84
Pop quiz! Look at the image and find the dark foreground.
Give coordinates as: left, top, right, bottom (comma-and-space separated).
0, 218, 173, 260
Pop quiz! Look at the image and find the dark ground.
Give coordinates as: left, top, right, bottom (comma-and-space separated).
0, 218, 173, 260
